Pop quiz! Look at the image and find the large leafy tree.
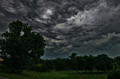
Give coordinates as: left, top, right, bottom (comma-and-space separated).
0, 20, 46, 73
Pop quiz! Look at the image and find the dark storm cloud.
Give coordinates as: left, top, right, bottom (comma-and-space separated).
0, 0, 120, 58
106, 0, 120, 7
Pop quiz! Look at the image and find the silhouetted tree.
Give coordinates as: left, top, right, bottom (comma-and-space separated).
114, 56, 120, 67
76, 56, 85, 70
69, 53, 77, 59
95, 54, 113, 72
0, 20, 46, 73
69, 53, 78, 70
53, 58, 65, 70
86, 55, 95, 71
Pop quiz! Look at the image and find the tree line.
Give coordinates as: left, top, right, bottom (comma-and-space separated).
30, 53, 120, 72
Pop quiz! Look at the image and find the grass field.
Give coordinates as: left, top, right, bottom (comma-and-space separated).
0, 71, 108, 79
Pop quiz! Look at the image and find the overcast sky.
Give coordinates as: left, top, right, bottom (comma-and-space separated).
0, 0, 120, 59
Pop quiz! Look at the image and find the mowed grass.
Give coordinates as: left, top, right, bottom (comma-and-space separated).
0, 71, 108, 79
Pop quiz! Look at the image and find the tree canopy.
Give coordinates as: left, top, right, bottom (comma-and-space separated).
0, 20, 46, 73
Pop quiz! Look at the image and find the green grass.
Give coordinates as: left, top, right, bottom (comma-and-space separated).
0, 71, 108, 79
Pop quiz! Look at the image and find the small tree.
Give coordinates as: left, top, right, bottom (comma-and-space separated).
0, 20, 46, 73
107, 62, 120, 79
114, 56, 120, 67
69, 53, 78, 70
113, 62, 120, 71
108, 70, 120, 79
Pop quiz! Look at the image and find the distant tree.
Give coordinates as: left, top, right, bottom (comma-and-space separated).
86, 55, 95, 71
95, 54, 113, 72
42, 60, 54, 72
114, 56, 120, 67
76, 56, 85, 70
0, 20, 46, 73
69, 53, 78, 70
69, 53, 77, 60
108, 70, 120, 79
108, 61, 120, 79
113, 62, 120, 71
31, 60, 54, 72
53, 58, 65, 70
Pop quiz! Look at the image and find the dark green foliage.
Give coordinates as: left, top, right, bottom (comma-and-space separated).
43, 60, 54, 71
0, 20, 45, 73
114, 56, 120, 67
25, 53, 119, 73
108, 62, 120, 79
30, 63, 45, 72
95, 54, 113, 72
69, 53, 78, 70
113, 62, 120, 71
53, 58, 68, 71
32, 53, 114, 72
30, 60, 54, 72
108, 70, 120, 79
69, 53, 77, 59
29, 52, 119, 73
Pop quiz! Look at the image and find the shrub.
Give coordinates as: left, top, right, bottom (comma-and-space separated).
108, 70, 120, 79
30, 63, 52, 72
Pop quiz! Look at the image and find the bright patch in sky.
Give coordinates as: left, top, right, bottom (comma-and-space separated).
67, 16, 76, 21
46, 9, 53, 14
42, 9, 53, 19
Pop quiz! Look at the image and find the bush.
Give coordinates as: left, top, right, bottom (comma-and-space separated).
108, 70, 120, 79
30, 64, 44, 72
30, 63, 52, 72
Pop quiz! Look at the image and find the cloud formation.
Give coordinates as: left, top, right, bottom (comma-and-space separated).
0, 0, 120, 58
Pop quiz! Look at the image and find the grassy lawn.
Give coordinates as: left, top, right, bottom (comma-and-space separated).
0, 71, 108, 79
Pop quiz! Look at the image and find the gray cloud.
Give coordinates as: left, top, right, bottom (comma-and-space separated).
0, 0, 120, 58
